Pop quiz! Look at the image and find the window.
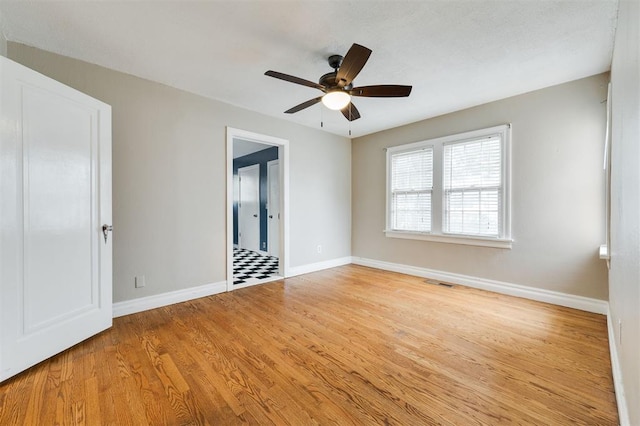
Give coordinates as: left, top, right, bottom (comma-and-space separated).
443, 136, 502, 237
389, 148, 433, 232
386, 125, 512, 248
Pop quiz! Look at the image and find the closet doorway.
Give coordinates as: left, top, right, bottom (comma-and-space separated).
226, 128, 289, 291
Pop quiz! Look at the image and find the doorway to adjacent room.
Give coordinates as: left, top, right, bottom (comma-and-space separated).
226, 128, 289, 291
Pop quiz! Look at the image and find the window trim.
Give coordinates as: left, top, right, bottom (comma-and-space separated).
385, 124, 512, 249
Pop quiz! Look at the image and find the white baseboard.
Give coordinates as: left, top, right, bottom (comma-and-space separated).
287, 256, 353, 278
113, 280, 227, 318
112, 255, 607, 318
607, 308, 630, 426
111, 255, 352, 317
352, 257, 608, 314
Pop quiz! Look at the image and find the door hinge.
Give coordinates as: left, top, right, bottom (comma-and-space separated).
102, 224, 113, 244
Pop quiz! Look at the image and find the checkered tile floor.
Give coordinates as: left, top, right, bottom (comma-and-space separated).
233, 248, 279, 286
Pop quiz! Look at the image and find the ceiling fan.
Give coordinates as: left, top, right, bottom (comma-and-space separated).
265, 43, 412, 122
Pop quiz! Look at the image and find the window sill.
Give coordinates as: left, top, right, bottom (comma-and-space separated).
384, 230, 513, 249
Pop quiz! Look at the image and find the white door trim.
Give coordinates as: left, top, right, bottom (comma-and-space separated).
267, 159, 280, 257
226, 127, 289, 292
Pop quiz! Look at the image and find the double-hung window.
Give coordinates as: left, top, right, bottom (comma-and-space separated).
389, 147, 433, 232
386, 124, 512, 248
443, 136, 502, 237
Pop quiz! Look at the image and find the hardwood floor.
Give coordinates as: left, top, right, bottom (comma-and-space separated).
0, 265, 618, 425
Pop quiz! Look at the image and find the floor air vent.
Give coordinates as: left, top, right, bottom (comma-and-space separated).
424, 279, 455, 288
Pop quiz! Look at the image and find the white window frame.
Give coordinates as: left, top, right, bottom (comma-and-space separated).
385, 124, 512, 249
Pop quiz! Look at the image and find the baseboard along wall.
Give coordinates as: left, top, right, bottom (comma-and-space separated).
112, 257, 352, 318
286, 256, 353, 278
112, 281, 227, 318
351, 257, 608, 315
114, 255, 608, 317
607, 308, 630, 426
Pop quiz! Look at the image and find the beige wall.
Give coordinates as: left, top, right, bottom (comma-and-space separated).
609, 0, 640, 423
8, 43, 351, 303
352, 74, 608, 300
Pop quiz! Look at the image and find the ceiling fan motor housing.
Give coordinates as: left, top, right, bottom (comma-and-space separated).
319, 72, 337, 88
321, 55, 353, 90
320, 72, 353, 91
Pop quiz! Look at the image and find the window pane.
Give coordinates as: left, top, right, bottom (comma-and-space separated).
448, 211, 463, 233
444, 137, 501, 189
445, 189, 500, 236
443, 133, 503, 238
481, 212, 499, 235
463, 191, 479, 211
391, 148, 433, 191
390, 147, 433, 232
392, 192, 431, 232
462, 211, 480, 234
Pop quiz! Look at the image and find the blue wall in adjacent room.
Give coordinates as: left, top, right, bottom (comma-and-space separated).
233, 146, 279, 251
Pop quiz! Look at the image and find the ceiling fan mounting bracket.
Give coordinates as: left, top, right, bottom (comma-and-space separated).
328, 54, 343, 70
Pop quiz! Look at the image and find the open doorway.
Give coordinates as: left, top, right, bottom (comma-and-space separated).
226, 128, 289, 291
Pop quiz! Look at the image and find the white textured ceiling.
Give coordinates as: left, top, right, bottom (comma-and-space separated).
0, 0, 618, 138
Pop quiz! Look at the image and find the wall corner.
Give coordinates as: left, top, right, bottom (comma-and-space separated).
0, 32, 7, 57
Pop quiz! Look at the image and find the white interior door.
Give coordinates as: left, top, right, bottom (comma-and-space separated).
267, 160, 280, 257
238, 164, 260, 252
0, 56, 112, 382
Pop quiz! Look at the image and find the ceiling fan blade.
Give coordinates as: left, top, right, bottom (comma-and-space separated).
335, 43, 372, 88
284, 97, 323, 114
265, 70, 325, 91
350, 85, 412, 97
341, 102, 361, 121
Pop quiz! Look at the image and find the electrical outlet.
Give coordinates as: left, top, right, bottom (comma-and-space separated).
317, 245, 322, 254
135, 275, 146, 288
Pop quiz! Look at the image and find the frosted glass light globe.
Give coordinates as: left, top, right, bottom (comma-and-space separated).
322, 91, 351, 110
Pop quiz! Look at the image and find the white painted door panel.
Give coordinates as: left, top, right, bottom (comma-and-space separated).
0, 56, 112, 382
238, 164, 260, 252
267, 160, 280, 257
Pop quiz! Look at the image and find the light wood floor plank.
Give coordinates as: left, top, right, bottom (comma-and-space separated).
0, 265, 618, 425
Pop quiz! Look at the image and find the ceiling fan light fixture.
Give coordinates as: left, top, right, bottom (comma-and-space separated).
265, 43, 411, 122
322, 90, 351, 110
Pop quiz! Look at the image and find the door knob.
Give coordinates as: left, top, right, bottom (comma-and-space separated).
253, 214, 258, 217
102, 224, 113, 244
269, 215, 273, 219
